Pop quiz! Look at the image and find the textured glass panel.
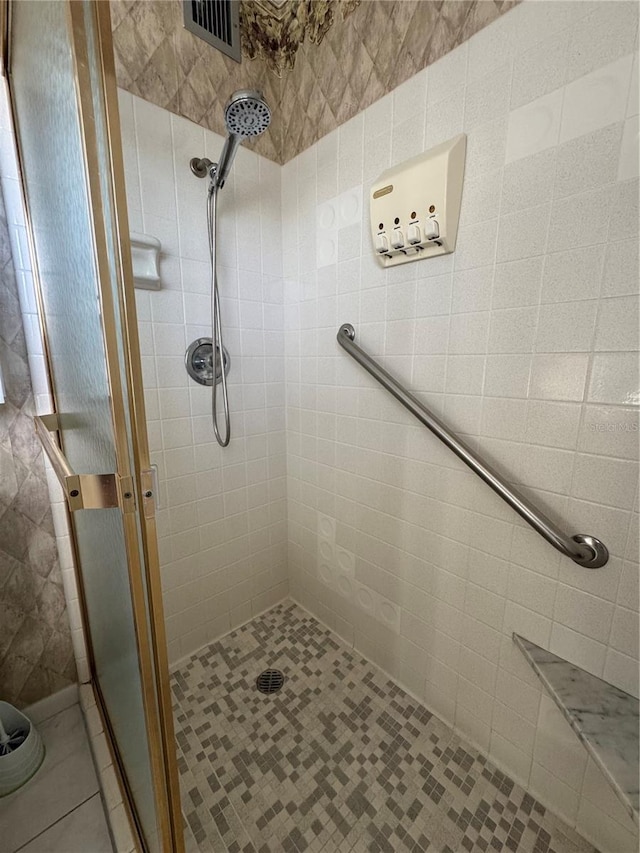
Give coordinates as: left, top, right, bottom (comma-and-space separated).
10, 2, 159, 848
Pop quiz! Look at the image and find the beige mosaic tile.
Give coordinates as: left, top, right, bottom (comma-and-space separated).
172, 602, 596, 853
110, 0, 518, 165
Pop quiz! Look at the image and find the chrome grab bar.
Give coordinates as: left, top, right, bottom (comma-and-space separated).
34, 414, 130, 512
337, 324, 608, 569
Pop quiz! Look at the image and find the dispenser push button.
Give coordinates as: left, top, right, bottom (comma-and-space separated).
391, 229, 405, 249
424, 218, 439, 240
407, 223, 421, 245
375, 233, 390, 253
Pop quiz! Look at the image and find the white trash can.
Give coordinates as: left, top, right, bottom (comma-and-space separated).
0, 701, 45, 797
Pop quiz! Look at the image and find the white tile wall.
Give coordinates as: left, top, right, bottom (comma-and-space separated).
282, 4, 639, 852
118, 92, 289, 663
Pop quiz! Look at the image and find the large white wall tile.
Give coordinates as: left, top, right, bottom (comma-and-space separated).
603, 648, 639, 698
501, 149, 555, 214
535, 300, 598, 353
618, 115, 640, 182
534, 695, 587, 791
511, 29, 569, 110
555, 123, 624, 199
550, 623, 607, 678
541, 245, 604, 304
609, 179, 636, 246
554, 585, 614, 644
530, 761, 580, 825
564, 2, 638, 84
506, 89, 563, 164
588, 352, 639, 405
560, 54, 634, 143
465, 63, 512, 130
513, 1, 589, 55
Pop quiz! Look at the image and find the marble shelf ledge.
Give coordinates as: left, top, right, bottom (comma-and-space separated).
513, 633, 639, 823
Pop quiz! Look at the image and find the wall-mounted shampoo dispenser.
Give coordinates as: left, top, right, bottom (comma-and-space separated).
370, 133, 466, 267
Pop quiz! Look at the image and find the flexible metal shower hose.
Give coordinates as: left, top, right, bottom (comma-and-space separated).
207, 178, 231, 447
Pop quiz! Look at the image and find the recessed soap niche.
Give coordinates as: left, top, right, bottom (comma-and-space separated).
316, 513, 401, 635
130, 231, 161, 290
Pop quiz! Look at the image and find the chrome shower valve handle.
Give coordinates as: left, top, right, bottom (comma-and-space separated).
185, 338, 230, 386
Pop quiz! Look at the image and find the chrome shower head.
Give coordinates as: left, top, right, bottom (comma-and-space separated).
224, 89, 271, 137
214, 90, 271, 188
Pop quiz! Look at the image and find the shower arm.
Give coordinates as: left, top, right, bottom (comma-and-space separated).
337, 323, 609, 569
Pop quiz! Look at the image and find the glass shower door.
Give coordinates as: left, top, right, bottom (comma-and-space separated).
6, 2, 182, 851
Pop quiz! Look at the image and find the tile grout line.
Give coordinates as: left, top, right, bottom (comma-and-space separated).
12, 793, 102, 853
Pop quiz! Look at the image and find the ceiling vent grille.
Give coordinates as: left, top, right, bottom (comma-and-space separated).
183, 0, 241, 63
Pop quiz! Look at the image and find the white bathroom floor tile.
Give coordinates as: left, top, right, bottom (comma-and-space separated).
16, 794, 112, 853
0, 705, 100, 852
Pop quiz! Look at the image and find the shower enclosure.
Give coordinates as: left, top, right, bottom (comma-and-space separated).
4, 0, 638, 852
3, 2, 183, 850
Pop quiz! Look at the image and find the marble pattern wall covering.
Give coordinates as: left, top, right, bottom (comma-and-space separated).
110, 0, 517, 164
0, 189, 75, 708
110, 0, 283, 162
242, 0, 361, 75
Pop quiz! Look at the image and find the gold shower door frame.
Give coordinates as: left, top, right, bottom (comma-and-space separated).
2, 2, 184, 850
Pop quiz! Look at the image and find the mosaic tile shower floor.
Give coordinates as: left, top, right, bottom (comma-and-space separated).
171, 602, 597, 853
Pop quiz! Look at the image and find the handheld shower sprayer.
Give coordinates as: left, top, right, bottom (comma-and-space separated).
216, 90, 271, 187
187, 90, 271, 446
190, 89, 272, 189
